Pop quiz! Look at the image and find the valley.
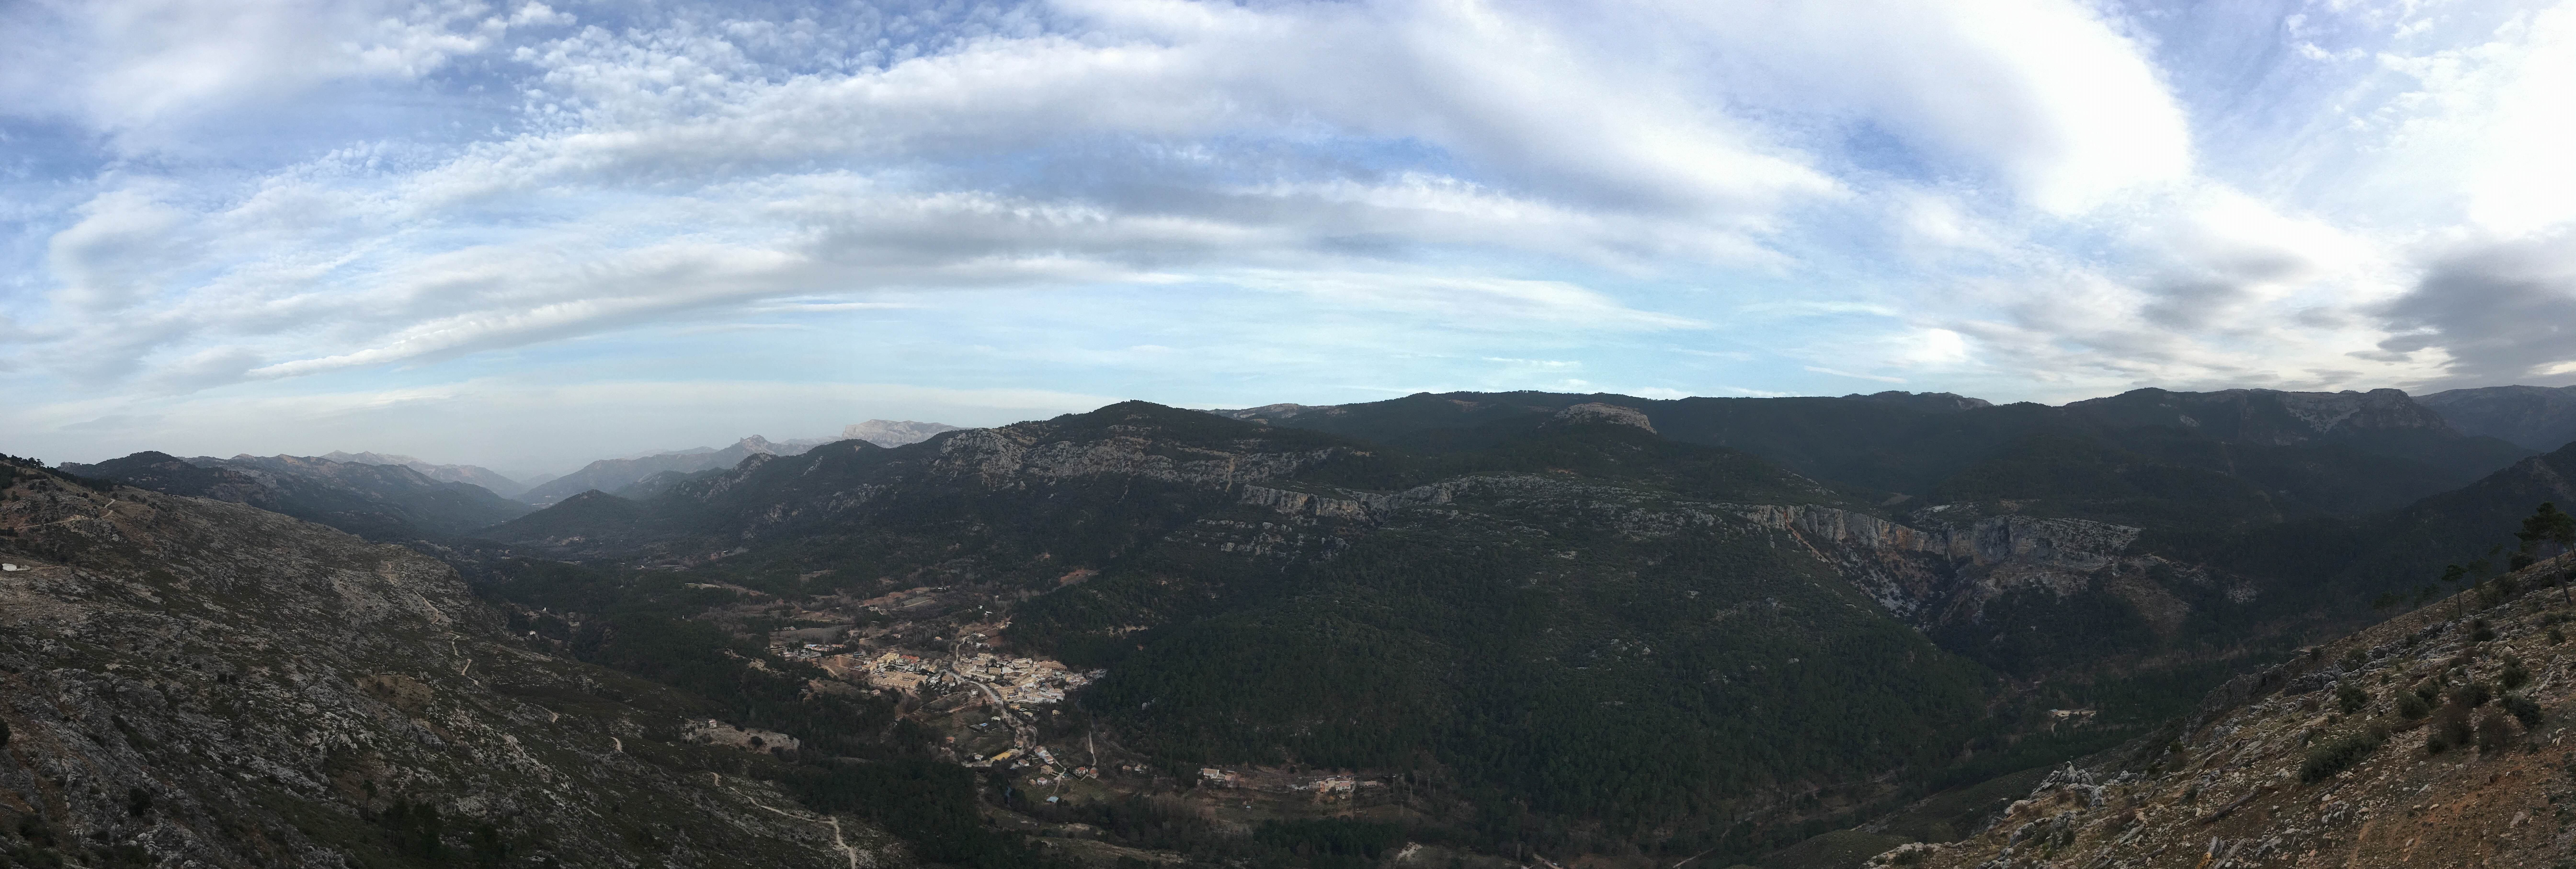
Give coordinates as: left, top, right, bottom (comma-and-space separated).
12, 385, 2576, 867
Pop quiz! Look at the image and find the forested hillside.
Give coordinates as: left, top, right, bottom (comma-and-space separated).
455, 399, 2505, 864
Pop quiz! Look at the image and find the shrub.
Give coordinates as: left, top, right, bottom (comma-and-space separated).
2503, 659, 2532, 691
2472, 618, 2498, 643
2449, 682, 2494, 709
2504, 694, 2545, 729
2430, 703, 2475, 753
2477, 709, 2519, 753
2396, 692, 2431, 720
2335, 683, 2370, 714
2550, 627, 2566, 645
2300, 730, 2384, 782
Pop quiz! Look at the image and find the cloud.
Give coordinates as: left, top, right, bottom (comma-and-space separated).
3, 0, 2574, 452
2376, 229, 2576, 387
1805, 366, 1907, 384
1249, 272, 1704, 332
0, 0, 568, 154
1628, 0, 2192, 213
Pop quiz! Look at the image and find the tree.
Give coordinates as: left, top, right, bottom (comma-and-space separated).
2515, 502, 2576, 560
2516, 503, 2576, 602
2442, 564, 2470, 617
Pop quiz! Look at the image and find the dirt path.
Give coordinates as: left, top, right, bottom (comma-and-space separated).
716, 772, 868, 869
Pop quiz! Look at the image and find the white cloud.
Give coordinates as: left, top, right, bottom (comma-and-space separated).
2, 0, 2572, 451
0, 0, 566, 154
1805, 366, 1908, 384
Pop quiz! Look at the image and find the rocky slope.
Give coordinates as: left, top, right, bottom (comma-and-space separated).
1871, 557, 2576, 869
0, 460, 895, 868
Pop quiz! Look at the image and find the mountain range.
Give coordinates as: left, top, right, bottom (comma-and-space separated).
514, 420, 964, 505
319, 451, 532, 497
11, 385, 2576, 868
56, 451, 536, 541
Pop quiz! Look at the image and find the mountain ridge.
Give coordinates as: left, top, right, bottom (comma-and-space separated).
319, 450, 529, 497
57, 451, 533, 541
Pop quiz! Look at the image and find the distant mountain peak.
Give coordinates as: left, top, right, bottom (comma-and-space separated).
840, 419, 963, 447
1839, 391, 1995, 413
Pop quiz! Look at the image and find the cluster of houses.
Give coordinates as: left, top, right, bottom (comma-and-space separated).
828, 650, 938, 693
968, 743, 1100, 784
950, 653, 1101, 707
781, 641, 841, 662
811, 649, 1100, 710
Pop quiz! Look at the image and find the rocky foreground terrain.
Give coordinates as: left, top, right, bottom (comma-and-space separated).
0, 461, 888, 867
1874, 558, 2576, 869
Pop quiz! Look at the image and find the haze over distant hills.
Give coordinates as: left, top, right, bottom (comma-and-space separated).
513, 420, 965, 505
57, 451, 534, 540
319, 450, 530, 497
2415, 384, 2576, 452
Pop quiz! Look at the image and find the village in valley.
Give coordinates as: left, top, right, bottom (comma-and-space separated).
701, 577, 1420, 856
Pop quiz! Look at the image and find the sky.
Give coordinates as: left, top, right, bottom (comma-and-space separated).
3, 0, 2574, 477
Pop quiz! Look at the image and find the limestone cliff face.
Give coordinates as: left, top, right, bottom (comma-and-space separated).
1232, 472, 2178, 633
0, 468, 883, 868
1739, 504, 2160, 627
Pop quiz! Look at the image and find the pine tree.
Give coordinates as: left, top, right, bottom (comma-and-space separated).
2514, 503, 2576, 602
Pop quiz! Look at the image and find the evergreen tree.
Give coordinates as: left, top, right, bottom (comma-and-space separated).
2514, 502, 2576, 601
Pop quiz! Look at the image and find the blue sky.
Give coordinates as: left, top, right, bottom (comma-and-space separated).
4, 0, 2574, 476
